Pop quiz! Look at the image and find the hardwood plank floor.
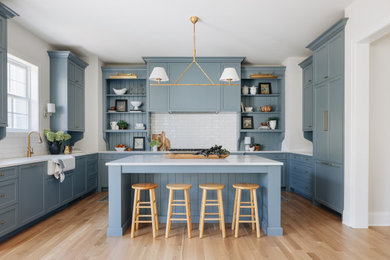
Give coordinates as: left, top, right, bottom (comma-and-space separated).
0, 191, 389, 259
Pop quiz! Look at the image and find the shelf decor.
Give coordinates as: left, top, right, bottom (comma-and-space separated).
149, 16, 240, 87
109, 73, 137, 79
115, 100, 128, 112
242, 116, 253, 129
250, 73, 278, 79
260, 83, 271, 94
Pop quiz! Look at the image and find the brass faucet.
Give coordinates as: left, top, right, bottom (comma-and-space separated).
27, 131, 43, 157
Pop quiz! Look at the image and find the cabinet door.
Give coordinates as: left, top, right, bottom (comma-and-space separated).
221, 63, 240, 112
68, 61, 75, 83
73, 157, 86, 198
74, 85, 84, 131
60, 171, 74, 204
328, 33, 344, 79
74, 65, 84, 87
303, 85, 313, 131
328, 77, 344, 164
0, 205, 18, 238
0, 16, 7, 49
303, 64, 313, 86
315, 161, 343, 213
0, 49, 6, 127
19, 163, 45, 225
99, 158, 110, 189
148, 63, 169, 111
314, 82, 329, 161
44, 177, 60, 212
314, 44, 328, 83
67, 82, 76, 131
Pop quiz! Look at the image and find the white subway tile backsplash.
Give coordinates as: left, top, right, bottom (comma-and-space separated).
150, 113, 238, 150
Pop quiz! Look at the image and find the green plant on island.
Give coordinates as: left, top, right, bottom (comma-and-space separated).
44, 130, 72, 144
149, 139, 162, 148
267, 117, 279, 121
117, 120, 128, 129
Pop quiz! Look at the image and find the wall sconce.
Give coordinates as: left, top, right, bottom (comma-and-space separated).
220, 68, 240, 85
44, 103, 56, 118
149, 67, 169, 84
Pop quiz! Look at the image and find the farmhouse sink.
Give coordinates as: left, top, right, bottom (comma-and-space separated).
47, 155, 75, 175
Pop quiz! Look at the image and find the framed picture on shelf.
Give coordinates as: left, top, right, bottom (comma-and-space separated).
242, 116, 253, 129
115, 99, 128, 112
259, 83, 271, 94
133, 137, 145, 151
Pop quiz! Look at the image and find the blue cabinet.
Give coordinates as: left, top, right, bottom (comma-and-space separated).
0, 204, 18, 238
86, 154, 98, 192
299, 56, 313, 132
98, 154, 128, 191
73, 157, 86, 198
60, 171, 74, 204
44, 176, 60, 213
48, 51, 88, 132
221, 63, 241, 112
0, 4, 17, 140
0, 179, 18, 209
289, 154, 314, 200
19, 163, 45, 226
258, 153, 287, 188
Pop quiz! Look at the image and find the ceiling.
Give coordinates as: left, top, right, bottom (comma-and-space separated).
3, 0, 355, 65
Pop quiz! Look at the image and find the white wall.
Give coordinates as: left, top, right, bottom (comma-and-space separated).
150, 113, 238, 150
282, 57, 313, 153
368, 34, 390, 226
344, 0, 390, 227
0, 20, 52, 159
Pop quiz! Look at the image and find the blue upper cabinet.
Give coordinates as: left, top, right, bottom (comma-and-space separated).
144, 57, 244, 112
299, 56, 313, 132
0, 3, 18, 140
48, 51, 88, 132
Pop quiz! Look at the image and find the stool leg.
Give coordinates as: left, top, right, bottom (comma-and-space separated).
131, 189, 139, 238
165, 189, 174, 238
250, 189, 255, 231
136, 190, 140, 231
199, 189, 207, 238
217, 189, 226, 238
152, 189, 159, 230
234, 189, 242, 238
232, 189, 238, 230
149, 189, 157, 238
252, 188, 261, 238
184, 189, 192, 239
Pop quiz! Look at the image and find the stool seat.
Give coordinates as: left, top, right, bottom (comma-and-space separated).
132, 183, 158, 190
233, 183, 259, 190
166, 183, 192, 190
199, 183, 225, 190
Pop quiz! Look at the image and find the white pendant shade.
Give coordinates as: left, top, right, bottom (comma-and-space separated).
220, 68, 240, 82
149, 67, 169, 82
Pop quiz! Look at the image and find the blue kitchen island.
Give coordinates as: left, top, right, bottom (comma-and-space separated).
106, 155, 283, 236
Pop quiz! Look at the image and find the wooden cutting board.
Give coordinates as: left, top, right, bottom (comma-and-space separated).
164, 154, 229, 159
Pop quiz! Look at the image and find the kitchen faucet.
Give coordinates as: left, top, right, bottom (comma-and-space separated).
27, 131, 43, 157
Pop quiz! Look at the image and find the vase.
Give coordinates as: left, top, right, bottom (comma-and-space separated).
48, 141, 61, 154
152, 146, 158, 152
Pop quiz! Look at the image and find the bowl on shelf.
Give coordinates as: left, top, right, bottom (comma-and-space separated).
113, 88, 127, 95
130, 101, 142, 110
260, 106, 272, 112
115, 147, 126, 152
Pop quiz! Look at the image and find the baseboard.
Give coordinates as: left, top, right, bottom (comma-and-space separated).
369, 211, 390, 226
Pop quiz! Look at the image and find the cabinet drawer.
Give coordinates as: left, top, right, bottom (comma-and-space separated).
290, 154, 313, 165
291, 177, 312, 196
0, 167, 17, 182
259, 153, 286, 161
0, 179, 18, 209
290, 171, 312, 185
0, 204, 18, 237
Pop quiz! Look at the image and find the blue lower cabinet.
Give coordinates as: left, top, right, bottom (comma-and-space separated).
19, 163, 46, 226
0, 204, 18, 237
44, 176, 61, 213
315, 161, 343, 213
0, 179, 18, 209
257, 153, 287, 188
98, 154, 128, 191
289, 154, 314, 200
60, 171, 74, 204
73, 157, 86, 198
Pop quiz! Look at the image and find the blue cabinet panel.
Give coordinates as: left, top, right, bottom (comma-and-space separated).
313, 44, 328, 83
60, 171, 74, 204
258, 153, 287, 188
289, 154, 314, 200
74, 85, 85, 131
148, 63, 169, 111
314, 82, 329, 161
44, 177, 60, 212
328, 33, 344, 79
73, 157, 86, 198
221, 63, 240, 112
328, 77, 344, 164
303, 85, 313, 131
0, 167, 17, 182
0, 179, 18, 209
0, 204, 18, 237
0, 16, 6, 49
98, 154, 128, 190
315, 161, 343, 213
303, 63, 313, 86
0, 49, 6, 129
19, 163, 45, 225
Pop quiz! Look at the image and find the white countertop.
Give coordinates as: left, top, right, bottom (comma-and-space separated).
106, 154, 284, 166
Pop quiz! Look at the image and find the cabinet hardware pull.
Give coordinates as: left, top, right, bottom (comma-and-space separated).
323, 110, 328, 131
308, 125, 312, 128
75, 80, 79, 83
320, 161, 333, 166
0, 194, 4, 198
309, 80, 312, 82
0, 220, 4, 225
324, 76, 328, 79
0, 173, 4, 176
30, 164, 38, 167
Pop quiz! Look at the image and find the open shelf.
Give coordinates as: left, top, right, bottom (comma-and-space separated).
240, 129, 283, 133
241, 112, 280, 114
241, 94, 280, 97
106, 111, 146, 114
106, 94, 146, 97
104, 129, 148, 133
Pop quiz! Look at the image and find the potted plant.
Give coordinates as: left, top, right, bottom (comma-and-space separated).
117, 120, 128, 130
44, 130, 72, 154
149, 139, 162, 152
267, 117, 279, 130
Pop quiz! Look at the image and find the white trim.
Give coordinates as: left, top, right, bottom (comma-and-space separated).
369, 212, 390, 226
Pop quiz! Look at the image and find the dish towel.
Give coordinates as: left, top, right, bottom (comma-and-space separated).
50, 158, 66, 183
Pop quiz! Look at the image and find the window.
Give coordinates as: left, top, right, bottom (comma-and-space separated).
7, 54, 38, 132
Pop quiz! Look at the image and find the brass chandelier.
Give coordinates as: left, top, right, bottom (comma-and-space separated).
149, 16, 240, 86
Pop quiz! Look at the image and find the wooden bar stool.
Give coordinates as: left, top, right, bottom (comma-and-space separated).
232, 183, 260, 238
131, 183, 159, 238
199, 183, 226, 238
165, 183, 192, 238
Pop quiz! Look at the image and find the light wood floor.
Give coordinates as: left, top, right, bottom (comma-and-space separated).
0, 192, 389, 260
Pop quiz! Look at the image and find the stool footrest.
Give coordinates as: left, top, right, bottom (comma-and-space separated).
173, 200, 185, 202
135, 220, 153, 223
205, 203, 219, 206
170, 218, 187, 221
137, 215, 152, 217
137, 206, 152, 209
240, 205, 255, 208
238, 220, 256, 223
239, 215, 254, 217
139, 201, 150, 205
204, 212, 219, 215
204, 218, 221, 221
172, 203, 186, 206
241, 201, 252, 204
206, 199, 218, 202
172, 213, 186, 215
